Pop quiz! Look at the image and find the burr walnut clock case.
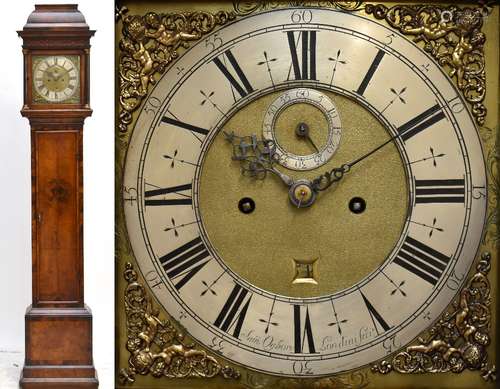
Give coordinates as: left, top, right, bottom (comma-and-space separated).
18, 4, 97, 388
116, 1, 498, 388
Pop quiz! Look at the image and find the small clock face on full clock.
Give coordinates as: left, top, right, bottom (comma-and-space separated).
123, 8, 487, 377
32, 55, 80, 103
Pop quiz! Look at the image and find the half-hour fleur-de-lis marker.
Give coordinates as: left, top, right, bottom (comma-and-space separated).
328, 301, 348, 335
410, 217, 444, 238
381, 86, 407, 113
163, 149, 199, 168
163, 217, 199, 237
381, 271, 407, 297
259, 297, 279, 334
409, 147, 446, 167
257, 51, 278, 86
328, 49, 347, 85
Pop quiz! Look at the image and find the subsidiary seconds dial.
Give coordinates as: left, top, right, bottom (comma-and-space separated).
262, 88, 342, 170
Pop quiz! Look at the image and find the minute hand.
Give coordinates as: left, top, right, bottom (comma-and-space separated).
312, 129, 404, 192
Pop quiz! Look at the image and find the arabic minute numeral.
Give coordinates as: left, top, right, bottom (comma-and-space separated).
145, 270, 163, 289
446, 269, 465, 291
448, 96, 465, 113
291, 10, 313, 23
295, 159, 306, 169
209, 336, 226, 352
313, 154, 325, 164
472, 185, 486, 199
205, 33, 223, 50
382, 334, 400, 354
144, 96, 161, 115
292, 361, 313, 375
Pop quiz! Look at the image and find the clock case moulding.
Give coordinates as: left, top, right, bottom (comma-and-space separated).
115, 1, 499, 388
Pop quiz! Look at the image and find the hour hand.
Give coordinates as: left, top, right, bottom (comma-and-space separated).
224, 131, 293, 187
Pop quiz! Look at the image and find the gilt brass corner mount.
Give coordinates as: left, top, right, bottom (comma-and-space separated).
119, 262, 240, 384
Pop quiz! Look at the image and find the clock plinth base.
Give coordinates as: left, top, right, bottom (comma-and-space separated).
20, 305, 98, 389
20, 374, 98, 389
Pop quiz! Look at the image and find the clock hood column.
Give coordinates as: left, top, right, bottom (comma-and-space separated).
18, 5, 98, 388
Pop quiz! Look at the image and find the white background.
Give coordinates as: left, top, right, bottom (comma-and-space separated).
0, 1, 114, 387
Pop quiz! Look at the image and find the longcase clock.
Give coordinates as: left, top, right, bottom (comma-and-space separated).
18, 5, 98, 388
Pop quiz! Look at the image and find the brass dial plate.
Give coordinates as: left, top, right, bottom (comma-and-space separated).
200, 89, 408, 298
32, 55, 80, 104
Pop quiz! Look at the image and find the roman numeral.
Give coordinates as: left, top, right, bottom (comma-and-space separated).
360, 292, 391, 335
398, 104, 446, 141
356, 49, 386, 95
394, 235, 451, 285
287, 31, 317, 80
213, 50, 254, 98
415, 178, 465, 204
144, 183, 192, 206
214, 283, 252, 339
293, 305, 317, 354
159, 236, 210, 290
161, 116, 209, 136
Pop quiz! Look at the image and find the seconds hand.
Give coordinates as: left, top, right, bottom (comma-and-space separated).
296, 122, 320, 153
346, 130, 402, 169
313, 128, 405, 191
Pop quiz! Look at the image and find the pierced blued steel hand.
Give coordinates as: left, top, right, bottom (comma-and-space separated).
224, 131, 294, 187
224, 131, 320, 208
295, 122, 320, 153
312, 129, 405, 192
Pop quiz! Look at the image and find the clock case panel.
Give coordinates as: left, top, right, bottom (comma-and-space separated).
115, 1, 499, 388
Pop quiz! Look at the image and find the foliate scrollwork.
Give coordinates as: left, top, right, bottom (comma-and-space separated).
372, 252, 496, 382
119, 263, 240, 384
483, 132, 500, 247
243, 370, 369, 389
117, 9, 235, 133
365, 3, 489, 126
232, 1, 364, 15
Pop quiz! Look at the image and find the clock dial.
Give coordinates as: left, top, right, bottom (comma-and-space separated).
32, 55, 80, 103
123, 9, 487, 377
